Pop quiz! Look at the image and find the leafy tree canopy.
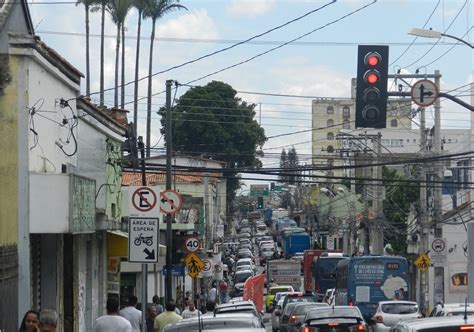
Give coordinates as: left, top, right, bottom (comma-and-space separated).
382, 166, 419, 255
160, 81, 266, 206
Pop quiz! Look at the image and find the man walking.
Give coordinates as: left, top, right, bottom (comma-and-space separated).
94, 297, 132, 332
120, 295, 142, 332
181, 302, 201, 319
154, 300, 182, 332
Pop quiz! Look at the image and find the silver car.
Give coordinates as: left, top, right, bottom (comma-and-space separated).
372, 301, 422, 332
392, 316, 474, 331
271, 298, 284, 332
162, 313, 264, 331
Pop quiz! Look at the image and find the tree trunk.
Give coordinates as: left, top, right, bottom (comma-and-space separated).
133, 11, 142, 135
121, 22, 125, 109
100, 4, 105, 107
146, 18, 156, 157
114, 23, 120, 108
85, 4, 90, 96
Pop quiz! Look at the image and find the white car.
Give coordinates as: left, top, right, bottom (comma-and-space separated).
429, 302, 474, 317
392, 316, 474, 331
271, 298, 284, 332
372, 301, 422, 332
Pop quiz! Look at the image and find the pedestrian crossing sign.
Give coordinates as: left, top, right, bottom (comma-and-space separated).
415, 254, 431, 273
185, 252, 204, 278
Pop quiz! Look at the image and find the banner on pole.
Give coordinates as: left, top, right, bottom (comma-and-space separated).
243, 274, 266, 312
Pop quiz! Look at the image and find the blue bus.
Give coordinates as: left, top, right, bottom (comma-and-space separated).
334, 256, 409, 320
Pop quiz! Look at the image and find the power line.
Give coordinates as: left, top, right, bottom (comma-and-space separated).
86, 0, 337, 98
390, 0, 441, 66
180, 1, 377, 87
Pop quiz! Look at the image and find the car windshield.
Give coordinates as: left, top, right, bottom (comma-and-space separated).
235, 272, 252, 283
271, 287, 292, 295
236, 261, 251, 267
447, 311, 474, 316
294, 303, 328, 315
381, 303, 419, 314
306, 307, 361, 319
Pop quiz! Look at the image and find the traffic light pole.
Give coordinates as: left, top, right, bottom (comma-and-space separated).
138, 136, 148, 332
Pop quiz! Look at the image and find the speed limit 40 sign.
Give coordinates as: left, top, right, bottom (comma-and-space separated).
185, 237, 200, 252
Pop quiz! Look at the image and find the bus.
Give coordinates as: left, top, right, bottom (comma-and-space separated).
312, 252, 346, 297
334, 256, 409, 320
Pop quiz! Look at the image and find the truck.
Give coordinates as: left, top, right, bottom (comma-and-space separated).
267, 259, 302, 291
282, 233, 310, 258
303, 249, 342, 293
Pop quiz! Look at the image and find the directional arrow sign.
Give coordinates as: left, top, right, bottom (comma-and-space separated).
411, 79, 439, 107
160, 189, 183, 214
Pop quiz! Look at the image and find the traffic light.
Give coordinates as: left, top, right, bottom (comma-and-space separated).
257, 196, 264, 209
121, 122, 138, 168
355, 45, 389, 128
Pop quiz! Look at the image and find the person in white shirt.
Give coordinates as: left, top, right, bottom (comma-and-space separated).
119, 296, 142, 332
94, 297, 132, 332
181, 303, 201, 319
208, 285, 217, 305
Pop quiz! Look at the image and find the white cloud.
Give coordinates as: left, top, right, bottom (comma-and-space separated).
156, 9, 218, 40
227, 0, 276, 18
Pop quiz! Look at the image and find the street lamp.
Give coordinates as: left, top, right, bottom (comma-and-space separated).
408, 28, 473, 48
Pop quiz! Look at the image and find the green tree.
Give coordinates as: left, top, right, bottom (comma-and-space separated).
382, 166, 419, 255
279, 149, 288, 183
144, 0, 187, 156
160, 81, 266, 208
287, 146, 301, 184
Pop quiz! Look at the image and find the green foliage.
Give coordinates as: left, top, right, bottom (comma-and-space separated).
0, 55, 11, 95
143, 0, 187, 21
160, 81, 266, 208
382, 166, 419, 255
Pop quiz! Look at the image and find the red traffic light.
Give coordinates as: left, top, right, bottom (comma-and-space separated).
364, 70, 379, 84
365, 52, 381, 67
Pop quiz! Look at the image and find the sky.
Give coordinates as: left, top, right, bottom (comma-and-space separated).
27, 0, 473, 185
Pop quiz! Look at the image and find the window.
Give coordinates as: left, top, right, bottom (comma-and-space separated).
391, 119, 398, 127
327, 106, 334, 114
343, 119, 350, 129
390, 139, 403, 147
327, 119, 334, 127
327, 132, 334, 140
343, 106, 350, 117
381, 139, 390, 146
327, 145, 334, 153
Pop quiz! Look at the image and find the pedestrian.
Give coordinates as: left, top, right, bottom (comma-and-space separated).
145, 305, 157, 332
219, 279, 228, 304
93, 297, 132, 332
19, 309, 40, 332
119, 295, 142, 332
208, 283, 217, 306
181, 302, 201, 319
152, 295, 164, 315
38, 309, 58, 332
153, 300, 182, 332
399, 287, 407, 300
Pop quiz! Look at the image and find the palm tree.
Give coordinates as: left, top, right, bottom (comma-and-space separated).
143, 0, 187, 157
76, 0, 95, 97
133, 0, 148, 134
107, 0, 133, 108
92, 0, 109, 107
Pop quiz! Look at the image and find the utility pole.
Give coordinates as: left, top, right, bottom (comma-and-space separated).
432, 70, 444, 306
371, 133, 384, 255
138, 136, 147, 332
165, 80, 173, 303
419, 106, 430, 314
363, 146, 370, 255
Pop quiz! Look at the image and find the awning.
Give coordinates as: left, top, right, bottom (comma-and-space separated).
107, 230, 166, 257
107, 230, 128, 257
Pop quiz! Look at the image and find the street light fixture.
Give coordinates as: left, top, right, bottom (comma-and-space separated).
408, 28, 473, 48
